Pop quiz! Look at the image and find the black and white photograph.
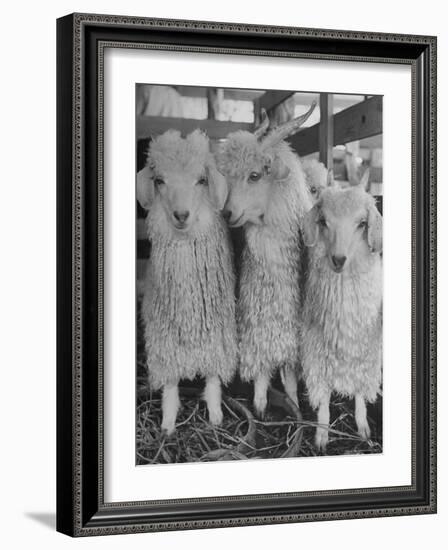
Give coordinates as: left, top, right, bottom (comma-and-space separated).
52, 9, 437, 539
135, 84, 383, 465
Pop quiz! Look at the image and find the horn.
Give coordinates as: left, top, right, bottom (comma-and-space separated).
253, 108, 270, 140
359, 168, 371, 191
262, 100, 317, 147
327, 168, 338, 188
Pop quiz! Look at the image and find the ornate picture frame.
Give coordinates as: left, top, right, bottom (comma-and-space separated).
56, 13, 437, 536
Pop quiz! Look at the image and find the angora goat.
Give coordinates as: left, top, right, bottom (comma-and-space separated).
301, 157, 329, 201
217, 104, 315, 417
301, 171, 383, 450
137, 129, 237, 435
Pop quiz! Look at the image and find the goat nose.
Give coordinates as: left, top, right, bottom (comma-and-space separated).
173, 210, 190, 223
222, 209, 232, 222
332, 255, 347, 269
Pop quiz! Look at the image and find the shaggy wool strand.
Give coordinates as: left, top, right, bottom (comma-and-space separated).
301, 248, 382, 408
238, 148, 311, 381
238, 224, 304, 381
142, 208, 238, 389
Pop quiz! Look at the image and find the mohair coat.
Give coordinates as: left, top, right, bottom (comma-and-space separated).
236, 146, 312, 381
141, 200, 238, 390
301, 246, 382, 408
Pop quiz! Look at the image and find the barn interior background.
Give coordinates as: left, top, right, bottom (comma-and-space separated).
136, 84, 383, 465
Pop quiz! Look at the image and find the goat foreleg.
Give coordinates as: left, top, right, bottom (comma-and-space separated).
355, 394, 371, 440
315, 392, 331, 451
204, 375, 223, 426
253, 372, 270, 418
161, 383, 180, 435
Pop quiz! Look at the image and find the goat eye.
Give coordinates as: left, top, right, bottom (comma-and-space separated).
318, 217, 327, 227
197, 176, 208, 186
358, 220, 367, 229
310, 186, 317, 195
248, 171, 262, 183
153, 177, 165, 186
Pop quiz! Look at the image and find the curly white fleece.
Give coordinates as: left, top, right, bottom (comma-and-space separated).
219, 138, 312, 381
141, 134, 237, 389
301, 190, 382, 408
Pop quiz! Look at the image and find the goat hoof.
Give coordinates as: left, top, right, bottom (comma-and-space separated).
161, 423, 176, 437
254, 405, 267, 420
357, 422, 371, 440
254, 398, 268, 419
208, 408, 223, 426
315, 428, 329, 452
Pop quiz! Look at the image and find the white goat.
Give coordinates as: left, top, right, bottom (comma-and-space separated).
301, 158, 329, 201
137, 130, 237, 435
301, 171, 383, 450
217, 104, 315, 417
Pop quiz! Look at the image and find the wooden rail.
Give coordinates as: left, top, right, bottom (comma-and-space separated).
172, 86, 262, 101
288, 95, 382, 156
258, 90, 295, 112
319, 93, 334, 169
137, 116, 253, 140
254, 90, 295, 124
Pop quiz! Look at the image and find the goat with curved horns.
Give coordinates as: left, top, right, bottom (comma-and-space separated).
217, 102, 315, 417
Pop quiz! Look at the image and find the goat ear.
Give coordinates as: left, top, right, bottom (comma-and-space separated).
367, 204, 382, 253
207, 163, 228, 210
136, 165, 154, 210
266, 155, 290, 180
303, 204, 320, 247
359, 168, 371, 191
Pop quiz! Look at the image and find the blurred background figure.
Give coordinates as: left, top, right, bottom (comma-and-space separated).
137, 84, 185, 117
